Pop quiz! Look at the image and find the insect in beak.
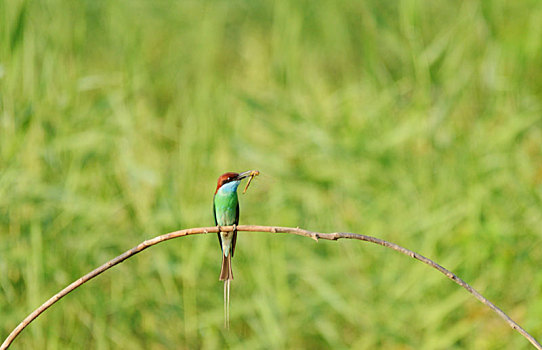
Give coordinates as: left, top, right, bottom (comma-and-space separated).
243, 170, 260, 194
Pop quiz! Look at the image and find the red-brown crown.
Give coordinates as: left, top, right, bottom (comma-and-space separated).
215, 172, 239, 194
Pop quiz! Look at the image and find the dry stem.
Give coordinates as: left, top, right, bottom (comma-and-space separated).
1, 225, 540, 349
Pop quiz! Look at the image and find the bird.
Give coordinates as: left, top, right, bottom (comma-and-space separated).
213, 170, 257, 328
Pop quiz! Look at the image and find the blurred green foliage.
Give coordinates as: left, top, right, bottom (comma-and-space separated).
1, 0, 542, 348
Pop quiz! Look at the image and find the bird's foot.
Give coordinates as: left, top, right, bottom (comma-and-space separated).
232, 224, 237, 233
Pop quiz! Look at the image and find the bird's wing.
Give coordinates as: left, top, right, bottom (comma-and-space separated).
214, 197, 223, 252
235, 200, 240, 226
213, 198, 218, 225
231, 201, 239, 257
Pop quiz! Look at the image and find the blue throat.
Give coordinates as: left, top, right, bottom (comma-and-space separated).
217, 181, 241, 195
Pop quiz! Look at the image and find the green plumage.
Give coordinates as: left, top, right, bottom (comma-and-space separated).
214, 188, 239, 228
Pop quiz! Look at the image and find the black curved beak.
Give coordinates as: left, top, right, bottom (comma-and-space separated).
236, 170, 256, 181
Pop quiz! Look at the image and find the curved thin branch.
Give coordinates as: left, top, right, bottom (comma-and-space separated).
1, 225, 540, 349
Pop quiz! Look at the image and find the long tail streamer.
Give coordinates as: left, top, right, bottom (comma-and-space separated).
224, 280, 231, 329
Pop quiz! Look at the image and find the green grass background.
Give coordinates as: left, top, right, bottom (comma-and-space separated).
1, 0, 542, 348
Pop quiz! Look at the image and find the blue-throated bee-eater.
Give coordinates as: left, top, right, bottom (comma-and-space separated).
213, 170, 258, 328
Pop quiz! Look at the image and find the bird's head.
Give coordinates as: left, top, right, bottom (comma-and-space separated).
215, 171, 254, 194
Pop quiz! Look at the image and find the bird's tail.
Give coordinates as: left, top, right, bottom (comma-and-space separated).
220, 254, 233, 329
223, 279, 231, 329
219, 254, 233, 281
